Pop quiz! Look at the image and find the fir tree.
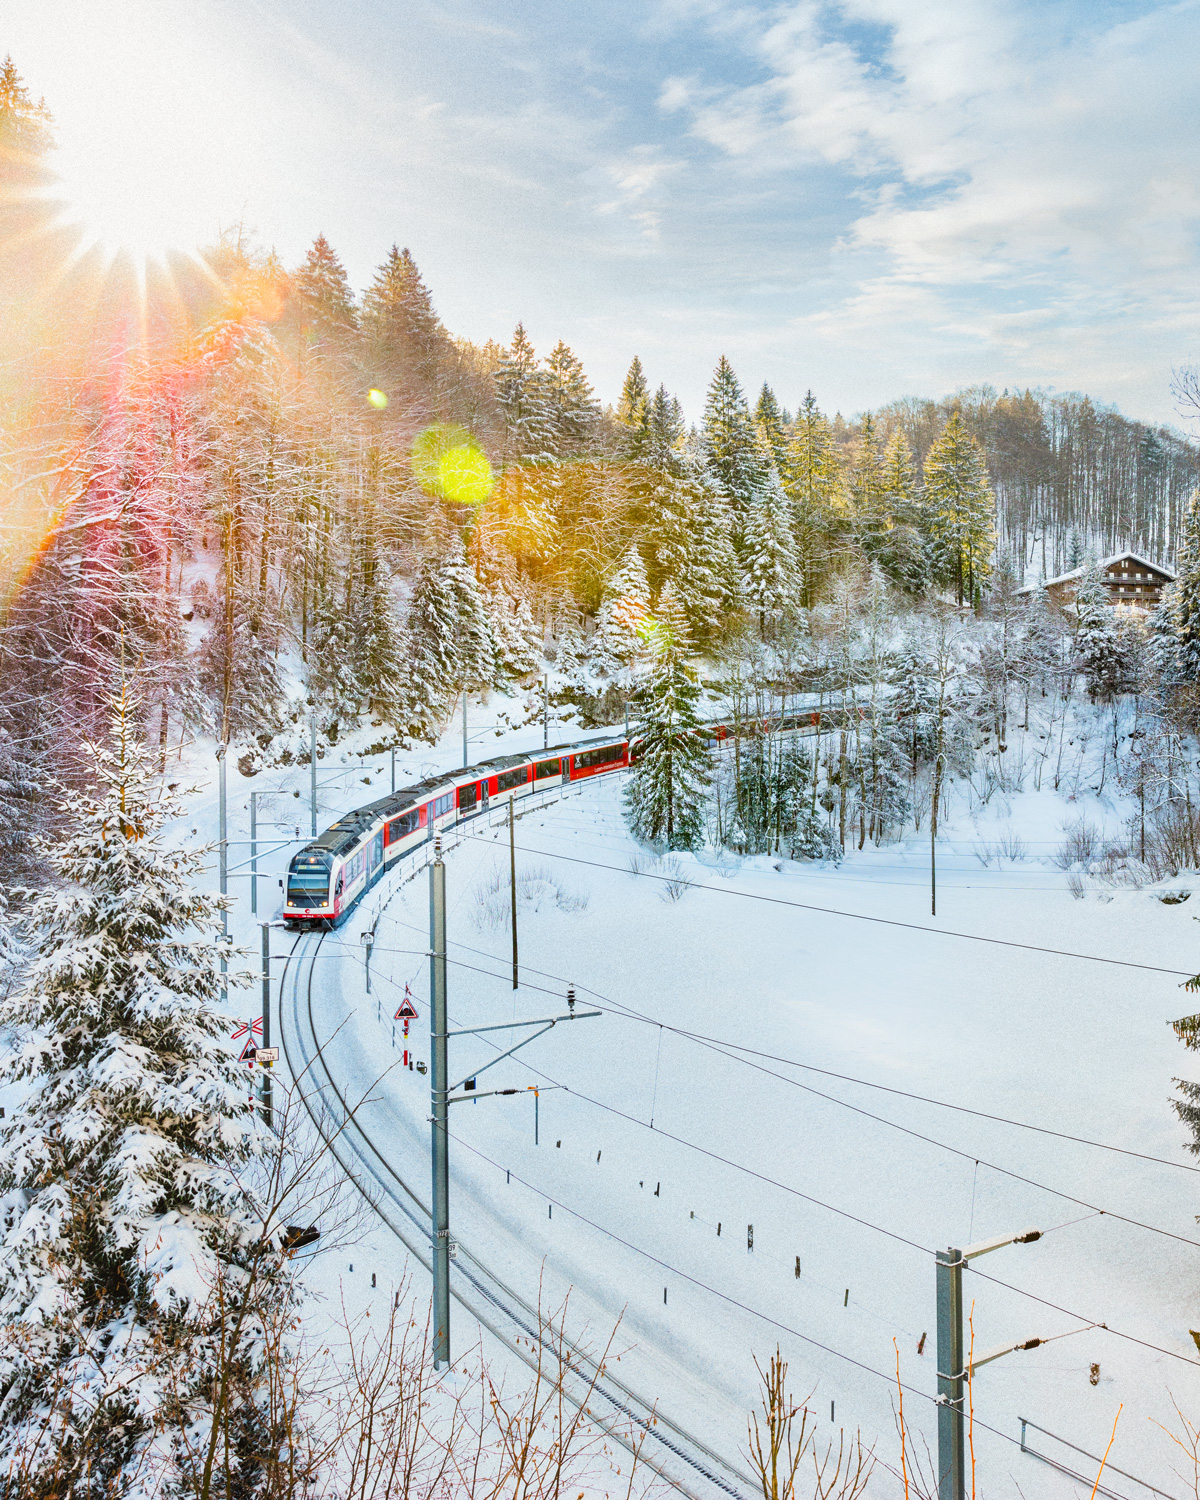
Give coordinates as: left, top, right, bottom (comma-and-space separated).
702, 357, 768, 550
783, 392, 844, 603
924, 412, 995, 606
494, 325, 555, 467
624, 586, 710, 850
596, 545, 651, 667
544, 341, 599, 458
754, 384, 789, 476
290, 233, 358, 335
361, 244, 447, 398
402, 538, 496, 736
615, 356, 651, 461
0, 685, 282, 1497
0, 56, 54, 154
1074, 564, 1127, 700
646, 384, 685, 473
873, 427, 928, 594
1172, 488, 1200, 682
742, 475, 800, 634
643, 467, 736, 648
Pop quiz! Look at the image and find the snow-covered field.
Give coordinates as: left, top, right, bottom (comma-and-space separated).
173, 697, 1200, 1497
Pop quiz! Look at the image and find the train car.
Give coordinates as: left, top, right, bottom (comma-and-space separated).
283, 730, 634, 927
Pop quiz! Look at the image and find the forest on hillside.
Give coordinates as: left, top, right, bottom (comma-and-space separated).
0, 56, 1198, 861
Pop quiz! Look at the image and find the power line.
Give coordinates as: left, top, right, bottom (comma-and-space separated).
342, 926, 1200, 1253
374, 912, 1200, 1176
460, 831, 1192, 977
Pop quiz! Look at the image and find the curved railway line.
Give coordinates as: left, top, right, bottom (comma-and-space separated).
279, 921, 758, 1500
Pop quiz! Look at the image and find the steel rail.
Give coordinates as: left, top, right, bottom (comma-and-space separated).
279, 927, 758, 1500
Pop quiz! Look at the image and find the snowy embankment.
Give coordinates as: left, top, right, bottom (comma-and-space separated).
123, 696, 1200, 1498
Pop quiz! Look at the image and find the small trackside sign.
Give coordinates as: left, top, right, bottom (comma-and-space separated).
255, 1047, 279, 1064
395, 1000, 418, 1021
239, 1041, 258, 1064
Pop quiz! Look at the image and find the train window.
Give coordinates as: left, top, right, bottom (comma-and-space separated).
534, 758, 560, 780
458, 782, 479, 811
432, 793, 454, 819
574, 744, 624, 770
497, 766, 529, 792
388, 809, 421, 842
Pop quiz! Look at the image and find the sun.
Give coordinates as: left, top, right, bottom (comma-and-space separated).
50, 147, 208, 271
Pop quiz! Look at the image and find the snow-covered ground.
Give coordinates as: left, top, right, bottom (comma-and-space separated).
146, 695, 1200, 1496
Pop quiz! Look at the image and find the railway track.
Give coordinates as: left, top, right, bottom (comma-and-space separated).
279, 924, 758, 1500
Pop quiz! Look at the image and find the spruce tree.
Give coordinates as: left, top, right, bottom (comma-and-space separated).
0, 684, 281, 1496
596, 545, 651, 667
742, 475, 800, 634
290, 234, 358, 336
702, 357, 767, 550
754, 384, 789, 476
874, 427, 928, 594
615, 356, 651, 461
1172, 488, 1200, 682
624, 586, 710, 850
643, 466, 736, 648
494, 325, 555, 466
544, 341, 599, 458
924, 412, 995, 605
783, 392, 844, 603
1074, 565, 1126, 700
402, 538, 496, 736
361, 243, 448, 399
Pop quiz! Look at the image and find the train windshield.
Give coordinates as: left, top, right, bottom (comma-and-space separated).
287, 857, 329, 907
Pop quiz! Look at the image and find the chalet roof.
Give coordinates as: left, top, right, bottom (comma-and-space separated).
1017, 552, 1176, 596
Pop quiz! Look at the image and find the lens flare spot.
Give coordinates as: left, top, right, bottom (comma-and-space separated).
412, 424, 494, 506
367, 388, 388, 409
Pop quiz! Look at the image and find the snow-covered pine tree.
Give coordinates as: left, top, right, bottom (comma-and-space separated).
596, 545, 651, 669
924, 412, 995, 606
643, 465, 736, 649
614, 356, 651, 461
1171, 488, 1200, 683
288, 233, 358, 345
1074, 564, 1127, 701
782, 391, 844, 604
624, 585, 710, 851
754, 384, 790, 476
544, 341, 600, 459
0, 682, 282, 1497
361, 243, 450, 406
402, 538, 496, 738
494, 325, 555, 468
876, 427, 928, 594
742, 475, 800, 635
484, 582, 541, 683
702, 357, 768, 552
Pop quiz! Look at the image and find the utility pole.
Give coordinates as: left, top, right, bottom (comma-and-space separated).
310, 708, 318, 838
430, 840, 450, 1368
543, 673, 549, 751
936, 1229, 1042, 1500
250, 790, 258, 916
391, 747, 396, 793
218, 747, 228, 998
260, 924, 272, 1130
509, 795, 518, 989
462, 690, 469, 769
427, 846, 598, 1370
361, 926, 374, 993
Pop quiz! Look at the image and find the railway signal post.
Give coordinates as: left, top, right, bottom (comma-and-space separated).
428, 840, 599, 1370
259, 923, 273, 1129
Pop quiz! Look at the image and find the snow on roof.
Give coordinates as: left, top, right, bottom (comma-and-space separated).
1017, 551, 1176, 595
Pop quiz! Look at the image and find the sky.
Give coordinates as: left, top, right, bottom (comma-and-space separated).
6, 0, 1200, 427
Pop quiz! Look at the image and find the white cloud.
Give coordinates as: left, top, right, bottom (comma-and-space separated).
659, 0, 1200, 415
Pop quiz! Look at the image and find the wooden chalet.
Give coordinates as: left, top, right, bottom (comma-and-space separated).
1017, 552, 1175, 611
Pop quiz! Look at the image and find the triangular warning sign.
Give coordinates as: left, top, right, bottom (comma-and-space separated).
395, 1001, 418, 1022
239, 1040, 258, 1064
